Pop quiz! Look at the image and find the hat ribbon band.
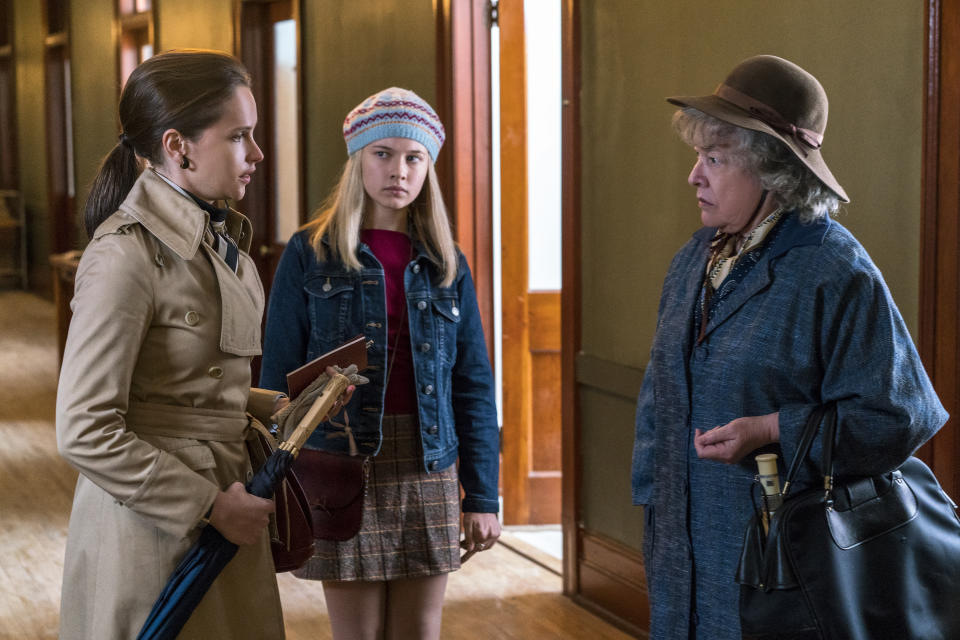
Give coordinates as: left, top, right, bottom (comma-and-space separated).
715, 84, 823, 156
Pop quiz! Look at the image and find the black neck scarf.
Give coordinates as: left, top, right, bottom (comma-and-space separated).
185, 192, 239, 273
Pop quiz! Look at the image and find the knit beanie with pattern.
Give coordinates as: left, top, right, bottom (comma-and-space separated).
342, 87, 445, 163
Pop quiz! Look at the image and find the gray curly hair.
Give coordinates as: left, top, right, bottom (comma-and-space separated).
672, 107, 840, 222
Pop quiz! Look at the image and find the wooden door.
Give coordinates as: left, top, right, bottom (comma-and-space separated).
236, 0, 303, 380
499, 0, 562, 526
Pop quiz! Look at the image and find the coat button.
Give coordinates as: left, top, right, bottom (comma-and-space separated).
428, 424, 439, 435
207, 366, 224, 379
429, 460, 438, 471
412, 264, 421, 274
452, 306, 459, 317
184, 310, 200, 326
154, 252, 165, 267
420, 343, 431, 352
417, 300, 427, 311
423, 384, 434, 395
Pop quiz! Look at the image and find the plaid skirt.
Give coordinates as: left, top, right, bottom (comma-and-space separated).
293, 414, 462, 582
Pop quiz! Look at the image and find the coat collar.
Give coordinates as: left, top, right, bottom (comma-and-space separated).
108, 169, 253, 258
691, 212, 831, 342
691, 211, 831, 256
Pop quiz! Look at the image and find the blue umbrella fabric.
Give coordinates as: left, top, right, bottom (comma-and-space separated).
136, 369, 359, 640
135, 451, 293, 639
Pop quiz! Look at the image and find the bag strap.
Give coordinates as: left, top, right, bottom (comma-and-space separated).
782, 402, 837, 496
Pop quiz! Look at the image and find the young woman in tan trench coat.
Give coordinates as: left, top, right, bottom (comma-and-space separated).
56, 50, 287, 639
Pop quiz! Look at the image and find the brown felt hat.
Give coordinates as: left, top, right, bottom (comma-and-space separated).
667, 55, 848, 203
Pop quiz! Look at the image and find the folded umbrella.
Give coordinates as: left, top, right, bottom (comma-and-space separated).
136, 368, 359, 640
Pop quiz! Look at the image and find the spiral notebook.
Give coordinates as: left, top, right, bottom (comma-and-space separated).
285, 334, 369, 399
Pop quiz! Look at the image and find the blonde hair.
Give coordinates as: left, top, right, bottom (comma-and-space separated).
307, 151, 458, 287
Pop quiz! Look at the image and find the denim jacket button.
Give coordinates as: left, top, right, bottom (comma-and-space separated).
423, 384, 434, 395
420, 342, 431, 352
412, 264, 421, 274
429, 460, 438, 471
428, 424, 439, 435
322, 282, 332, 292
452, 306, 460, 317
417, 300, 427, 311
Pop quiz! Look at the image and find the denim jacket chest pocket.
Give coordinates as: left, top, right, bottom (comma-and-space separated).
429, 291, 461, 367
303, 273, 357, 356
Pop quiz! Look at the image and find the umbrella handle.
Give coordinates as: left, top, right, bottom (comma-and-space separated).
280, 372, 351, 455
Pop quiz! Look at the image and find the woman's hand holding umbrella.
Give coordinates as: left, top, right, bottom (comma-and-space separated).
207, 482, 275, 546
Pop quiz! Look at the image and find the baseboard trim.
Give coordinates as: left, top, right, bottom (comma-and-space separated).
577, 527, 650, 636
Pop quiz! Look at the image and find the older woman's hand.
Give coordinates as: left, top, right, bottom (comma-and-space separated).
694, 412, 780, 464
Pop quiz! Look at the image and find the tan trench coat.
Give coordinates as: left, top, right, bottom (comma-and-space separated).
56, 170, 285, 639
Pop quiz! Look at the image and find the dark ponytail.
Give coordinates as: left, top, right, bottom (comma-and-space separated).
84, 140, 141, 238
84, 49, 251, 238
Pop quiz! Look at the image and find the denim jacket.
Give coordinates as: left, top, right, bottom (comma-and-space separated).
260, 228, 500, 513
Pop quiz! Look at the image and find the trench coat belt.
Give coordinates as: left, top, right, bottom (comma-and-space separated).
126, 401, 249, 442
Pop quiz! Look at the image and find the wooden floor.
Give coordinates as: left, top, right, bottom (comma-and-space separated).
0, 291, 633, 640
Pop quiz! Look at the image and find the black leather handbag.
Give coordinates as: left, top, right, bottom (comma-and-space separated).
736, 403, 960, 640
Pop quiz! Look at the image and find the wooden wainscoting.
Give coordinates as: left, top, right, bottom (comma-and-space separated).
529, 290, 562, 523
575, 527, 650, 638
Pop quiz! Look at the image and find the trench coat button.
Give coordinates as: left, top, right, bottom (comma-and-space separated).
423, 384, 434, 395
429, 460, 438, 471
452, 306, 459, 317
207, 366, 224, 379
427, 424, 439, 435
154, 252, 165, 267
184, 310, 200, 326
420, 342, 431, 352
412, 264, 421, 274
417, 300, 427, 311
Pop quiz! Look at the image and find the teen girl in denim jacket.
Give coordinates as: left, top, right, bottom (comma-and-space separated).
260, 88, 500, 640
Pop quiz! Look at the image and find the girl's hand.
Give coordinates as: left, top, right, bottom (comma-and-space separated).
207, 482, 275, 545
460, 512, 501, 562
693, 412, 780, 464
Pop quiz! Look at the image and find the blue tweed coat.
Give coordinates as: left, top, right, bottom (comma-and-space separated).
632, 213, 947, 640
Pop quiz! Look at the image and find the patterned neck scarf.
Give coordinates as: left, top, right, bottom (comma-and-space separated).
184, 192, 239, 273
696, 208, 785, 343
151, 169, 239, 272
704, 208, 784, 289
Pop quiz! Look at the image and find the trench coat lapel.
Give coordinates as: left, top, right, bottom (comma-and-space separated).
698, 214, 831, 342
120, 170, 263, 356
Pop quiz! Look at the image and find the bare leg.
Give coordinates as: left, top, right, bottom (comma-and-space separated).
384, 574, 449, 640
322, 580, 387, 640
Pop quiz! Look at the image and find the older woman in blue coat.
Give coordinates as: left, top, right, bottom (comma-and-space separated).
631, 55, 948, 640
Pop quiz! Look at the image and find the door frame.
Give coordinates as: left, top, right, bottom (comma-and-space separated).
920, 0, 960, 500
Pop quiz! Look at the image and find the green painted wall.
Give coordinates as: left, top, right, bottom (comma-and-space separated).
70, 0, 121, 250
13, 0, 49, 288
156, 0, 234, 53
301, 1, 436, 214
578, 0, 924, 549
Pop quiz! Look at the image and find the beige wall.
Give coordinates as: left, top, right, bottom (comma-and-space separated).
578, 0, 924, 547
301, 1, 436, 214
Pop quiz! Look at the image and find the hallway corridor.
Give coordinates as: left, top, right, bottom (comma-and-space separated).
0, 291, 633, 639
